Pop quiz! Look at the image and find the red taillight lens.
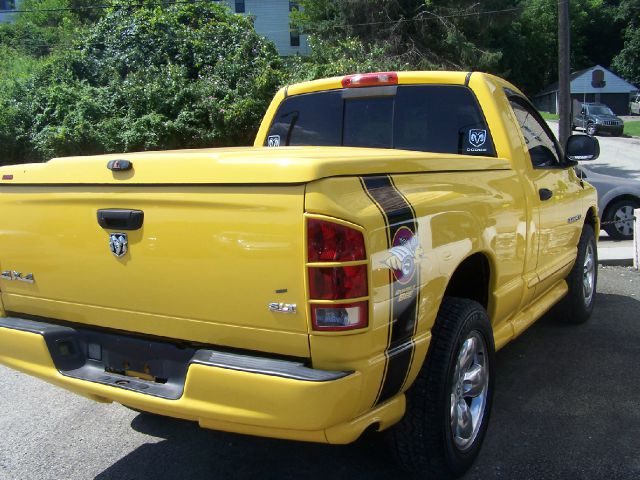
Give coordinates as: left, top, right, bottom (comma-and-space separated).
308, 265, 368, 300
308, 219, 365, 262
341, 72, 398, 88
311, 302, 368, 331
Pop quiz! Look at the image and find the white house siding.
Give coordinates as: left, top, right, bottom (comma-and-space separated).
221, 0, 310, 56
0, 0, 20, 23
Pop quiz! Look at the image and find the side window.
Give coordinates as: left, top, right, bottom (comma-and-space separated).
509, 99, 561, 168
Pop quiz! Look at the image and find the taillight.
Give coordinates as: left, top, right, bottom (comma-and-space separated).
341, 72, 398, 88
308, 265, 368, 300
311, 302, 368, 331
307, 218, 369, 331
308, 218, 365, 262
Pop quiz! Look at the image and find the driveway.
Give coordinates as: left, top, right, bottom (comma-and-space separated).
0, 266, 638, 480
547, 121, 640, 180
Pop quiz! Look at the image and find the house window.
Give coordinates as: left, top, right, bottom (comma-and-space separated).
235, 0, 245, 13
1, 1, 16, 10
289, 2, 300, 47
290, 29, 300, 47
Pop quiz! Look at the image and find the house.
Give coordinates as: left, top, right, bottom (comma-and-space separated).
0, 0, 308, 56
0, 0, 20, 23
534, 65, 638, 115
221, 0, 309, 56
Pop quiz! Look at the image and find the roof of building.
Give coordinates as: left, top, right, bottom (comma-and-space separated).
535, 65, 638, 97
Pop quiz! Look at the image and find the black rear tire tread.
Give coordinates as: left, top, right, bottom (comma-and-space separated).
389, 297, 495, 479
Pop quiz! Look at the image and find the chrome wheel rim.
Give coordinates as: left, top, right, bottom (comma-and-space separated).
613, 205, 635, 237
450, 331, 489, 451
583, 242, 595, 306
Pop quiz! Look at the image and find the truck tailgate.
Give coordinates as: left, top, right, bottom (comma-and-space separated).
0, 185, 309, 357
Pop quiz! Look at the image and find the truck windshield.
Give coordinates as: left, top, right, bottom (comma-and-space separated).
265, 85, 496, 157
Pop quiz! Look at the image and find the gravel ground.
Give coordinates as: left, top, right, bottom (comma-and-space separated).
0, 266, 639, 480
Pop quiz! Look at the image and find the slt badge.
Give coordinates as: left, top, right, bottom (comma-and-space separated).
109, 233, 128, 257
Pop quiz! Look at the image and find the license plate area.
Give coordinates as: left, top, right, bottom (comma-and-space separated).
45, 326, 196, 399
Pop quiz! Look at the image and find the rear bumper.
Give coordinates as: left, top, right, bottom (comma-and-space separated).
0, 316, 404, 444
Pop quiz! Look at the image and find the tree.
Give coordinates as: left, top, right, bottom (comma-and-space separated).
0, 1, 284, 164
292, 0, 509, 77
612, 0, 640, 86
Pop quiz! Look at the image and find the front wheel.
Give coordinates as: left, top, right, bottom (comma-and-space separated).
389, 298, 495, 478
557, 224, 597, 324
586, 123, 597, 136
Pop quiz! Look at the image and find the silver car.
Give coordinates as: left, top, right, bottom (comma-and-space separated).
576, 167, 640, 240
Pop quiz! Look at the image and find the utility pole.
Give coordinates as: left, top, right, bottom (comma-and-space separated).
558, 0, 571, 146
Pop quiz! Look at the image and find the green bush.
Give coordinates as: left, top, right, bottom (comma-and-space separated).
0, 2, 284, 165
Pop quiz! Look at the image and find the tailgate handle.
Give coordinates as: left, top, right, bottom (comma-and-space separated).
97, 209, 144, 231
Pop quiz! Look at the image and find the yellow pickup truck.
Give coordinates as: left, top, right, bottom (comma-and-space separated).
0, 71, 600, 478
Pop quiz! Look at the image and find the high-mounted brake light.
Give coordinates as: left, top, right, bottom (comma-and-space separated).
341, 72, 398, 88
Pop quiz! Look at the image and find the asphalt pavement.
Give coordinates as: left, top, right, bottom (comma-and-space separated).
0, 266, 638, 480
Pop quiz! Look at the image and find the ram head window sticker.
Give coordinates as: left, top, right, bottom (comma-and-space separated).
465, 128, 488, 154
267, 135, 281, 147
380, 227, 423, 284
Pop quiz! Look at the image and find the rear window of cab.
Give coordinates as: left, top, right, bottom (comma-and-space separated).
265, 85, 496, 157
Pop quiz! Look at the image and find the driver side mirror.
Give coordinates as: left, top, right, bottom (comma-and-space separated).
565, 134, 599, 164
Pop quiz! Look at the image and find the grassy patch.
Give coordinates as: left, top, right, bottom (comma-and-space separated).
539, 111, 560, 121
624, 121, 640, 137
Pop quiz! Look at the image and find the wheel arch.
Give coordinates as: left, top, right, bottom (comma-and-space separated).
584, 205, 599, 233
441, 251, 492, 312
602, 194, 640, 220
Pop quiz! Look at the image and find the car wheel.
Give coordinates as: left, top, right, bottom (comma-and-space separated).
557, 224, 597, 324
603, 198, 639, 241
586, 123, 597, 136
389, 297, 494, 478
570, 123, 575, 131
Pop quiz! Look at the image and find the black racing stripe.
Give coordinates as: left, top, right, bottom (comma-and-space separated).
359, 177, 393, 404
361, 175, 420, 405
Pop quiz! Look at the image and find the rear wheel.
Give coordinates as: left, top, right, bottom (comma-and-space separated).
603, 199, 639, 240
557, 224, 597, 324
389, 297, 495, 479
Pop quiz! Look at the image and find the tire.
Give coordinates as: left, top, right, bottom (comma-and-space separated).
557, 224, 597, 324
570, 123, 575, 131
586, 123, 597, 136
603, 198, 639, 240
389, 297, 495, 479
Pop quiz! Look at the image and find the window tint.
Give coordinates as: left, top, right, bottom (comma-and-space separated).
267, 91, 342, 147
265, 85, 495, 156
343, 97, 393, 148
394, 86, 494, 155
509, 99, 561, 168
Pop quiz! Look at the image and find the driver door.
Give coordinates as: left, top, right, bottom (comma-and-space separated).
508, 98, 585, 298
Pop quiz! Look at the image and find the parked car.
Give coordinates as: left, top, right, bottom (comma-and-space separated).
630, 93, 640, 115
577, 166, 640, 240
572, 102, 624, 136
